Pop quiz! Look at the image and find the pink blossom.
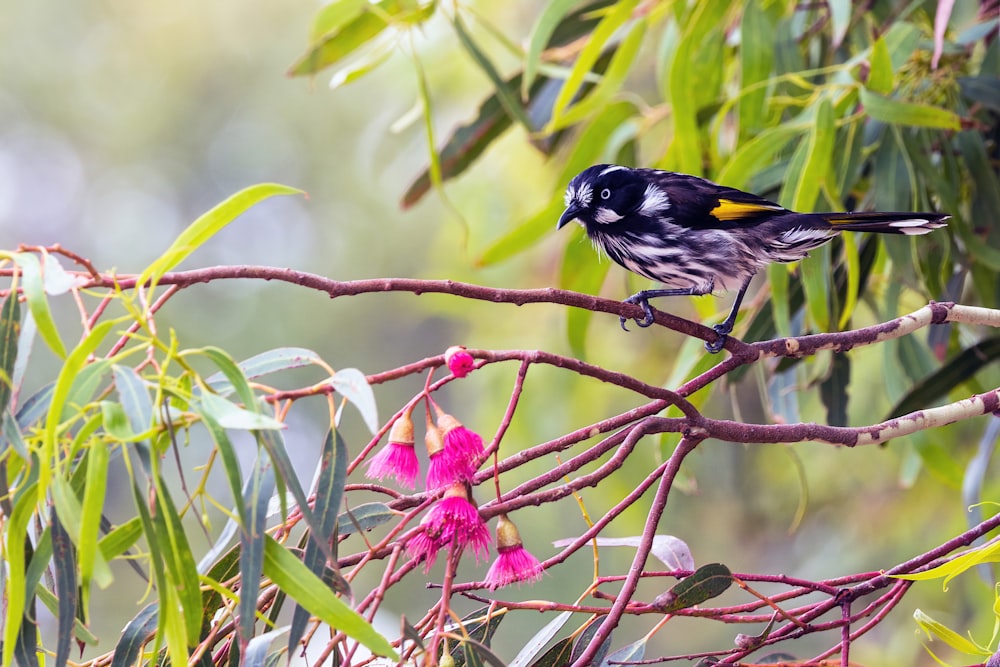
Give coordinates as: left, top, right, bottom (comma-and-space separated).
485, 515, 542, 589
445, 346, 475, 378
437, 412, 485, 461
407, 483, 490, 570
366, 411, 418, 488
425, 421, 475, 490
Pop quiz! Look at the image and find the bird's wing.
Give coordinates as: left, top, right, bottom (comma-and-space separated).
644, 171, 788, 228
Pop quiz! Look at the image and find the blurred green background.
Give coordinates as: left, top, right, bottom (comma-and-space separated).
2, 1, 998, 664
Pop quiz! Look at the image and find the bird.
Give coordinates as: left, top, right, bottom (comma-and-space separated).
557, 164, 949, 353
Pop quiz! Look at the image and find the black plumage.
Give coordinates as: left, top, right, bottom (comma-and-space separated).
557, 164, 949, 352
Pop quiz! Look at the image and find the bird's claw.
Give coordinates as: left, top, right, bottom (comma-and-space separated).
705, 324, 730, 354
620, 296, 656, 332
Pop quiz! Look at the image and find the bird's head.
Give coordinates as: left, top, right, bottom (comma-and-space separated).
557, 164, 660, 231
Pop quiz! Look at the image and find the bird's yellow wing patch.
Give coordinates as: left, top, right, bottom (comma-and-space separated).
711, 199, 784, 221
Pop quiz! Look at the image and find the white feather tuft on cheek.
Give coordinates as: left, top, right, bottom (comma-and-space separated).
594, 207, 623, 224
638, 185, 671, 216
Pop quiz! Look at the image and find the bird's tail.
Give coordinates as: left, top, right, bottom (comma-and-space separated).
819, 211, 950, 236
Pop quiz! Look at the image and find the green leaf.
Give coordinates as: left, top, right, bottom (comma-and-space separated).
139, 183, 303, 289
716, 125, 802, 189
828, 0, 851, 47
453, 14, 533, 131
245, 627, 290, 667
205, 347, 323, 396
328, 368, 378, 434
529, 638, 573, 667
98, 518, 144, 561
867, 37, 894, 94
262, 535, 398, 659
0, 295, 20, 417
819, 353, 850, 427
545, 19, 646, 131
109, 604, 159, 667
41, 320, 115, 496
560, 227, 611, 357
570, 618, 611, 665
50, 508, 78, 667
2, 481, 38, 667
11, 252, 65, 358
198, 392, 285, 431
886, 337, 1000, 419
80, 437, 113, 589
738, 1, 776, 135
654, 562, 733, 612
859, 89, 961, 130
288, 429, 348, 659
602, 638, 646, 666
550, 0, 639, 124
287, 0, 432, 77
522, 0, 585, 96
339, 502, 395, 536
113, 365, 153, 437
477, 100, 636, 266
239, 456, 275, 650
509, 610, 572, 667
913, 609, 992, 655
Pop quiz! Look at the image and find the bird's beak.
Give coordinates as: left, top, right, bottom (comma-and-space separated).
557, 203, 581, 229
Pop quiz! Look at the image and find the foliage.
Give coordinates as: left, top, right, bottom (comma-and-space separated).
1, 1, 999, 667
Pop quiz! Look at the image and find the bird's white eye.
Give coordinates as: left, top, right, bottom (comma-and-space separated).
600, 188, 611, 200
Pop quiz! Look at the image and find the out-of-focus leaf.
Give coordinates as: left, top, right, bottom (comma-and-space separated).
328, 368, 377, 434
287, 0, 433, 77
896, 331, 936, 385
561, 227, 611, 357
819, 353, 850, 427
912, 608, 993, 655
551, 534, 694, 570
477, 100, 636, 266
453, 14, 532, 131
859, 89, 961, 130
509, 610, 572, 667
109, 604, 159, 667
262, 535, 398, 658
867, 37, 894, 94
329, 40, 394, 90
546, 19, 646, 131
959, 76, 1000, 111
40, 253, 81, 295
205, 347, 322, 394
98, 518, 143, 561
738, 1, 776, 135
887, 337, 1000, 419
113, 365, 153, 436
829, 0, 851, 46
0, 295, 20, 417
447, 607, 505, 667
139, 184, 303, 288
50, 508, 77, 667
550, 0, 639, 124
522, 0, 586, 96
931, 0, 955, 69
339, 502, 395, 536
717, 125, 801, 190
11, 252, 65, 358
654, 562, 732, 612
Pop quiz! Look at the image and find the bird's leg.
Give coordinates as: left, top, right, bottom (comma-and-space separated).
620, 281, 713, 331
705, 274, 754, 353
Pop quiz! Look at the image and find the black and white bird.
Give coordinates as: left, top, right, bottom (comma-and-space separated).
557, 164, 949, 352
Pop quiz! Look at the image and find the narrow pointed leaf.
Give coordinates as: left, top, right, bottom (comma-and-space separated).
522, 0, 586, 95
12, 252, 65, 358
50, 508, 78, 667
113, 365, 153, 436
509, 610, 573, 667
199, 392, 285, 430
859, 89, 961, 130
239, 456, 275, 651
339, 502, 394, 536
328, 368, 377, 434
109, 604, 159, 667
139, 184, 303, 288
205, 347, 323, 396
245, 626, 290, 667
288, 429, 348, 658
0, 295, 21, 416
262, 535, 398, 659
654, 562, 733, 612
3, 482, 38, 667
80, 438, 113, 588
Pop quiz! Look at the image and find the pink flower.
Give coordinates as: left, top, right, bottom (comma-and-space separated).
425, 420, 475, 490
445, 346, 475, 378
484, 515, 542, 589
437, 412, 485, 461
366, 411, 418, 488
407, 483, 490, 570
